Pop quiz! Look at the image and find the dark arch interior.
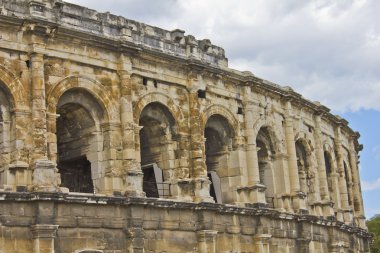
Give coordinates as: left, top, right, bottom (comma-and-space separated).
343, 161, 353, 206
56, 89, 104, 194
139, 102, 176, 198
57, 103, 95, 193
256, 127, 275, 207
324, 151, 332, 175
204, 114, 233, 203
324, 151, 333, 194
296, 140, 311, 195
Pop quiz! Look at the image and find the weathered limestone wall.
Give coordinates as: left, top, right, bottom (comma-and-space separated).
0, 193, 372, 253
0, 0, 371, 252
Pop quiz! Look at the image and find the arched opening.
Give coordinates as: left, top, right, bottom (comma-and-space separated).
324, 151, 333, 192
0, 84, 13, 188
256, 127, 276, 208
139, 102, 176, 198
343, 161, 353, 206
204, 114, 234, 204
296, 140, 315, 195
56, 89, 104, 193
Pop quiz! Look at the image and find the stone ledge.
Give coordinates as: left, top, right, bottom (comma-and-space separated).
0, 192, 371, 238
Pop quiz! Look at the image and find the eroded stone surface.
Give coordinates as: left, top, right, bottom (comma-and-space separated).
0, 0, 371, 252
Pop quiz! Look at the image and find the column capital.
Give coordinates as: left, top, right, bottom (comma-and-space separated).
197, 230, 218, 242
30, 224, 59, 239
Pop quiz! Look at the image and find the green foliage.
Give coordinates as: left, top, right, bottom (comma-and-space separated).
368, 215, 380, 253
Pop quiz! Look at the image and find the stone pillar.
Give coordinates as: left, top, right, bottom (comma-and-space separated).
238, 87, 266, 206
349, 138, 366, 228
30, 52, 60, 192
126, 226, 145, 253
118, 63, 145, 197
98, 122, 125, 195
30, 224, 59, 253
197, 230, 218, 253
297, 238, 311, 253
313, 114, 334, 217
170, 132, 193, 201
1, 108, 31, 191
253, 234, 272, 253
284, 100, 306, 212
188, 72, 212, 202
46, 113, 58, 164
334, 125, 352, 223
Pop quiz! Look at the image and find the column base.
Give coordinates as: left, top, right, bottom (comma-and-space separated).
170, 179, 193, 202
321, 199, 335, 217
341, 208, 354, 224
197, 230, 218, 253
124, 170, 145, 198
237, 183, 267, 206
291, 191, 308, 213
32, 159, 61, 192
3, 161, 30, 191
193, 177, 214, 203
355, 215, 367, 229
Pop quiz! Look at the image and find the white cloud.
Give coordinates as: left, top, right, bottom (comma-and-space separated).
373, 146, 380, 161
362, 178, 380, 191
64, 0, 380, 113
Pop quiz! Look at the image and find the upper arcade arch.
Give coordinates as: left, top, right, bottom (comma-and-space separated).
56, 88, 106, 193
204, 114, 236, 204
295, 137, 318, 209
0, 64, 27, 109
252, 118, 284, 155
256, 126, 277, 207
47, 75, 118, 122
201, 104, 240, 135
138, 102, 178, 198
134, 92, 186, 132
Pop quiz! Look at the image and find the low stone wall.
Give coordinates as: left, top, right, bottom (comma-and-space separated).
0, 192, 371, 253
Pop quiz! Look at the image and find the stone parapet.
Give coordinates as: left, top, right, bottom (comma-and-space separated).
0, 192, 371, 253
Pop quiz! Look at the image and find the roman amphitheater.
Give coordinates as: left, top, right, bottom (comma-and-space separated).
0, 0, 372, 252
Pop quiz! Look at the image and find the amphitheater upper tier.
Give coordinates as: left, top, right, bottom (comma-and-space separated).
0, 0, 371, 252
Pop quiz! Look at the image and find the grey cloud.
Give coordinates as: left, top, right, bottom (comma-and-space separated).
65, 0, 380, 112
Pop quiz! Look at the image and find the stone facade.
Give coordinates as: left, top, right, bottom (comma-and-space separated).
0, 0, 371, 252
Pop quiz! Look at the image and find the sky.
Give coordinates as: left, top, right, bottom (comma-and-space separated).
65, 0, 380, 218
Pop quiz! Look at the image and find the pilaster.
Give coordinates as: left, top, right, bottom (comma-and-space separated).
197, 230, 218, 253
349, 137, 366, 228
126, 226, 145, 253
334, 125, 353, 224
313, 114, 334, 217
188, 72, 213, 203
284, 99, 306, 212
118, 57, 145, 197
238, 86, 266, 206
253, 234, 272, 253
30, 224, 59, 253
30, 51, 60, 192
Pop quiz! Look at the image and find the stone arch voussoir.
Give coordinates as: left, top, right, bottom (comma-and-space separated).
253, 116, 284, 154
201, 104, 240, 135
295, 131, 315, 155
47, 75, 118, 122
134, 92, 186, 131
0, 64, 27, 109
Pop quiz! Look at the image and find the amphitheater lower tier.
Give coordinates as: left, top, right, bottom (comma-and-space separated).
0, 192, 371, 253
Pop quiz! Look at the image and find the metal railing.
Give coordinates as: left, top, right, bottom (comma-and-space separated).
143, 181, 171, 198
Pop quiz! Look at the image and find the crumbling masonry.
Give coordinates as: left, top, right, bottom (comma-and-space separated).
0, 0, 372, 252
